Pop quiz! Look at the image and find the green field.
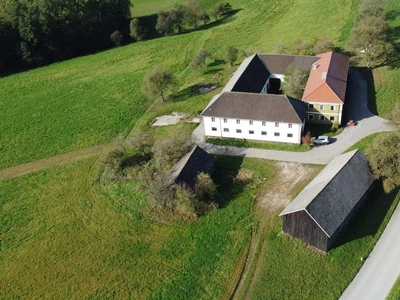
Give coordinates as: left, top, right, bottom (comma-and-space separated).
0, 0, 360, 169
0, 156, 276, 299
2, 0, 400, 298
388, 276, 400, 300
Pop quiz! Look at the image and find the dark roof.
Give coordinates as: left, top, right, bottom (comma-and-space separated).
202, 92, 306, 124
231, 55, 271, 93
280, 150, 374, 237
170, 146, 215, 189
258, 54, 319, 74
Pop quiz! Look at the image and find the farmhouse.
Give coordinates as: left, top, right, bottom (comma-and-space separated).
279, 150, 374, 252
170, 146, 215, 189
302, 51, 349, 125
202, 51, 349, 144
202, 92, 306, 144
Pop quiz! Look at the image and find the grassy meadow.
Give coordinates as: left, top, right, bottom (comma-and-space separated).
0, 156, 276, 299
388, 276, 400, 300
0, 0, 360, 169
2, 0, 400, 298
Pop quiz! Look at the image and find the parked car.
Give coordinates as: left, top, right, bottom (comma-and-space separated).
313, 135, 330, 145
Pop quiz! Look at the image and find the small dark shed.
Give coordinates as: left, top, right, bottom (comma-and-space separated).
170, 146, 215, 189
279, 150, 374, 252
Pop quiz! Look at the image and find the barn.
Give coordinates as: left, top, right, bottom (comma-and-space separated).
279, 150, 375, 252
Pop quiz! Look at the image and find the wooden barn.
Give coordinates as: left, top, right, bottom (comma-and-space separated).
279, 150, 374, 252
169, 146, 215, 189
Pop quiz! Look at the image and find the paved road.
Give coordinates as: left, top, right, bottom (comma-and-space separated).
340, 203, 400, 300
193, 68, 394, 164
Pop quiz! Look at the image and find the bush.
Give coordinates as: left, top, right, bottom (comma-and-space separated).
190, 49, 211, 69
110, 30, 123, 46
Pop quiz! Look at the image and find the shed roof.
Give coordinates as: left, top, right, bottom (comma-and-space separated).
302, 51, 349, 104
258, 54, 319, 74
201, 92, 306, 124
170, 146, 215, 189
279, 150, 374, 237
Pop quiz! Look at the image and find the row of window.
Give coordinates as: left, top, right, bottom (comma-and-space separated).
211, 127, 293, 138
308, 114, 335, 121
308, 104, 335, 111
210, 118, 292, 128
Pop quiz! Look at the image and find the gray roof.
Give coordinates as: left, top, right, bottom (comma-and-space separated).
170, 146, 215, 189
280, 150, 374, 237
258, 54, 319, 74
201, 92, 306, 124
231, 55, 271, 93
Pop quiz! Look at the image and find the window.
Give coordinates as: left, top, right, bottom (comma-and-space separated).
249, 120, 253, 125
249, 130, 254, 134
211, 117, 215, 122
262, 121, 266, 126
223, 118, 228, 123
308, 114, 314, 120
211, 127, 217, 131
330, 105, 335, 111
236, 129, 242, 133
319, 115, 325, 121
275, 122, 279, 127
261, 131, 267, 135
274, 132, 280, 137
288, 123, 292, 128
287, 133, 293, 138
330, 116, 335, 121
309, 104, 314, 109
236, 119, 240, 124
223, 128, 229, 132
320, 104, 325, 110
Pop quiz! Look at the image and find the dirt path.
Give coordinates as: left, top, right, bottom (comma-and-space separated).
0, 143, 113, 181
231, 162, 320, 300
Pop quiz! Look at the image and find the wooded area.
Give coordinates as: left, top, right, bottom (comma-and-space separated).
0, 0, 131, 75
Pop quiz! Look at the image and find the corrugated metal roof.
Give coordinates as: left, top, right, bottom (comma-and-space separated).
201, 92, 306, 124
279, 150, 375, 237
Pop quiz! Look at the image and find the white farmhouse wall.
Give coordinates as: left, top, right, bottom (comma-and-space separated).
204, 117, 303, 144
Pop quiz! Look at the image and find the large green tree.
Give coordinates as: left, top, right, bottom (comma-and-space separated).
142, 67, 178, 101
282, 66, 309, 99
366, 133, 400, 193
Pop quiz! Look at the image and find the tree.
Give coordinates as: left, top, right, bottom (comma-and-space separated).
312, 37, 335, 55
366, 132, 400, 193
110, 30, 123, 46
282, 66, 309, 99
129, 18, 145, 41
347, 15, 394, 68
190, 49, 211, 69
155, 11, 174, 36
195, 173, 217, 202
185, 0, 203, 29
211, 2, 232, 19
170, 4, 187, 33
142, 67, 177, 101
225, 46, 238, 66
293, 39, 314, 56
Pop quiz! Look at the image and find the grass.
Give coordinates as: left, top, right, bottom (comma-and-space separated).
0, 0, 359, 169
0, 156, 275, 299
369, 0, 400, 118
206, 137, 310, 152
388, 276, 400, 300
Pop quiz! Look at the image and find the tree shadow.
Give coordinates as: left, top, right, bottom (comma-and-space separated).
202, 68, 224, 75
212, 155, 247, 209
208, 59, 225, 67
332, 183, 399, 250
386, 10, 400, 21
169, 83, 218, 102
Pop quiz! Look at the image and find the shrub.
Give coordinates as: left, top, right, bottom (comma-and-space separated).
110, 30, 123, 46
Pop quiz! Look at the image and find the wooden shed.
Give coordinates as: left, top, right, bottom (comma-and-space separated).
169, 146, 215, 189
279, 150, 374, 252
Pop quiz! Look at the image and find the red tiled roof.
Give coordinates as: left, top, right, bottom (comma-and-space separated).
302, 51, 349, 104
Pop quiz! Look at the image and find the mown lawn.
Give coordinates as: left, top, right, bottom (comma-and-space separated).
0, 156, 274, 299
388, 276, 400, 300
0, 0, 359, 169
